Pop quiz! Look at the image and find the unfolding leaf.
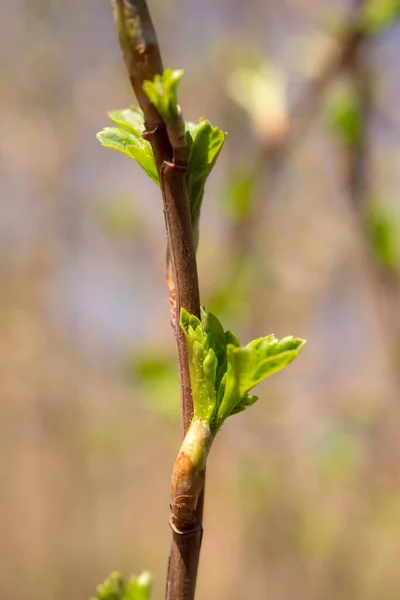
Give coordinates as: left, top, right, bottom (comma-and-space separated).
180, 307, 196, 336
180, 308, 305, 434
108, 106, 146, 136
216, 335, 305, 428
91, 571, 151, 600
201, 307, 227, 389
125, 572, 152, 600
92, 571, 125, 600
97, 127, 159, 185
230, 394, 258, 416
185, 120, 226, 225
236, 336, 305, 396
225, 330, 240, 347
98, 88, 225, 217
143, 69, 184, 122
180, 309, 218, 422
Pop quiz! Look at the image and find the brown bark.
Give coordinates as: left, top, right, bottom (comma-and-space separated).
110, 2, 204, 598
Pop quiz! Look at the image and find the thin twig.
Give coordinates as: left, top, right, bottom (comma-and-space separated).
111, 2, 204, 598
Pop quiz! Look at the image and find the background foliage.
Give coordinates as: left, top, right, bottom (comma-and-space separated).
1, 1, 400, 599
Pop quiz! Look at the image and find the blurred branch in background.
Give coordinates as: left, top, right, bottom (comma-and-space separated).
210, 10, 368, 332
214, 0, 400, 378
337, 0, 400, 384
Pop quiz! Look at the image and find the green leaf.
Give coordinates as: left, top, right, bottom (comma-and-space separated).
180, 309, 217, 422
185, 120, 226, 225
229, 394, 259, 416
216, 335, 305, 428
362, 0, 400, 34
97, 97, 225, 219
108, 106, 146, 136
143, 69, 184, 122
180, 308, 306, 434
201, 307, 227, 390
225, 330, 240, 347
91, 571, 151, 600
180, 307, 193, 335
237, 335, 305, 396
97, 127, 159, 185
125, 572, 152, 600
92, 571, 125, 600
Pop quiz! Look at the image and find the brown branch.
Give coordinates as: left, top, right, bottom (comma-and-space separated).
111, 2, 203, 598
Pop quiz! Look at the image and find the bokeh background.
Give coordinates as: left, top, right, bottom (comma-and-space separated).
1, 1, 400, 599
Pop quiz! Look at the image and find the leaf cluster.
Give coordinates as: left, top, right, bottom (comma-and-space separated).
97, 70, 225, 230
91, 571, 151, 600
180, 308, 305, 434
142, 68, 183, 122
97, 107, 159, 185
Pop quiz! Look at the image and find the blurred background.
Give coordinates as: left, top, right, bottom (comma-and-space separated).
1, 0, 400, 599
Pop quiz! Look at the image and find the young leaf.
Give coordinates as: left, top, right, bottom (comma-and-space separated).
97, 127, 159, 185
125, 572, 152, 600
180, 308, 306, 434
225, 330, 240, 347
143, 69, 184, 122
216, 334, 305, 429
234, 335, 306, 397
185, 120, 226, 225
108, 106, 146, 136
97, 93, 225, 223
91, 571, 151, 600
191, 343, 217, 422
202, 307, 227, 389
229, 394, 258, 416
214, 351, 241, 427
180, 307, 194, 336
180, 309, 218, 422
92, 571, 125, 600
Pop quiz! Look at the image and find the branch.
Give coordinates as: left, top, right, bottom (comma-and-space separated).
111, 2, 203, 598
